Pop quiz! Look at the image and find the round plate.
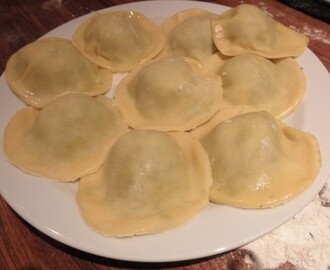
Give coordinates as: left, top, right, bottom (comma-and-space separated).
1, 0, 329, 263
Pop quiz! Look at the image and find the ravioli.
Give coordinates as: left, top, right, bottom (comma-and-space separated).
6, 38, 113, 108
3, 93, 128, 181
205, 53, 306, 118
190, 106, 258, 140
77, 130, 212, 237
158, 9, 218, 61
194, 110, 320, 208
115, 57, 223, 131
211, 4, 309, 58
72, 11, 165, 72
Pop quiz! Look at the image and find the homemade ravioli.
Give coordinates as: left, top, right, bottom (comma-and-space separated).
72, 11, 165, 72
77, 130, 212, 237
194, 110, 320, 208
158, 9, 218, 61
211, 4, 309, 58
6, 38, 113, 108
190, 105, 258, 140
116, 57, 223, 131
3, 94, 127, 181
207, 53, 306, 118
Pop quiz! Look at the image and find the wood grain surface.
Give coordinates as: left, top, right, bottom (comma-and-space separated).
0, 1, 329, 269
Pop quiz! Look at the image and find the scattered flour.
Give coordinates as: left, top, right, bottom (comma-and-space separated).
42, 0, 63, 10
258, 2, 283, 18
257, 1, 330, 45
242, 183, 330, 270
290, 24, 330, 45
3, 32, 21, 44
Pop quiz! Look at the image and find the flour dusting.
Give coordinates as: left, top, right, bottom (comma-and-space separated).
258, 2, 283, 18
290, 24, 330, 45
257, 1, 330, 45
42, 0, 63, 10
3, 32, 21, 44
243, 183, 330, 270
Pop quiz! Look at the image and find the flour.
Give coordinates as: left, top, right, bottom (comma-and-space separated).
242, 183, 330, 270
3, 32, 21, 44
258, 2, 286, 18
42, 0, 63, 10
256, 1, 330, 45
290, 24, 330, 45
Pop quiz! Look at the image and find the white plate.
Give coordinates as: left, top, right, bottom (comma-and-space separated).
1, 0, 330, 263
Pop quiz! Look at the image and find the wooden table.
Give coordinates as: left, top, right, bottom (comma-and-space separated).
0, 1, 329, 269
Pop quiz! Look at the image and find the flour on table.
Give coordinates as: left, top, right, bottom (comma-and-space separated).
42, 0, 63, 10
242, 183, 330, 270
254, 1, 330, 45
290, 24, 330, 45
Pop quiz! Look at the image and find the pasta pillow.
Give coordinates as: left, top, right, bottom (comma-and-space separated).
204, 53, 306, 119
116, 57, 223, 131
72, 11, 165, 72
6, 38, 113, 108
211, 4, 309, 58
4, 94, 127, 181
77, 130, 212, 237
192, 109, 321, 208
158, 8, 218, 61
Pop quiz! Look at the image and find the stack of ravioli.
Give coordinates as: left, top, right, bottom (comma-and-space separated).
3, 4, 321, 237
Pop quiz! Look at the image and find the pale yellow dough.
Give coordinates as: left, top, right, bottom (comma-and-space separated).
211, 4, 309, 58
77, 130, 212, 237
190, 105, 258, 140
3, 94, 128, 181
157, 8, 218, 61
204, 53, 306, 119
6, 38, 113, 108
115, 57, 223, 131
193, 109, 321, 208
72, 11, 165, 72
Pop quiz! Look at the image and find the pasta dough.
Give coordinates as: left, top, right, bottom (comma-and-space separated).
3, 93, 127, 181
194, 109, 320, 208
115, 57, 223, 131
6, 38, 113, 108
158, 9, 218, 61
211, 4, 309, 58
205, 53, 306, 118
190, 105, 258, 140
77, 130, 212, 237
72, 11, 165, 72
